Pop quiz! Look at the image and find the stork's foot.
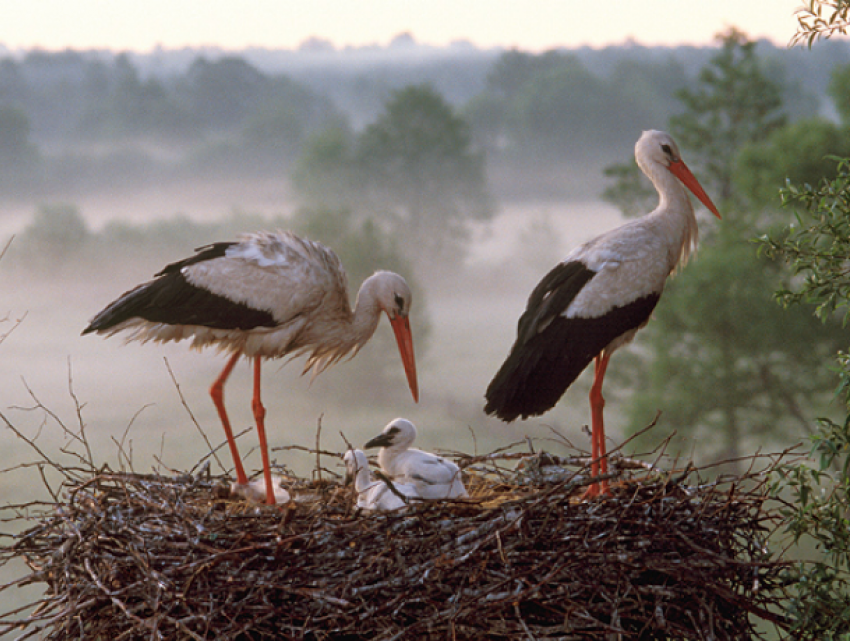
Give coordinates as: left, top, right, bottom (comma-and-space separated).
581, 479, 610, 500
230, 476, 291, 504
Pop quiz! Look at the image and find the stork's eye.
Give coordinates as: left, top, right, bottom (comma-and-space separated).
394, 294, 404, 310
387, 427, 400, 436
661, 143, 673, 156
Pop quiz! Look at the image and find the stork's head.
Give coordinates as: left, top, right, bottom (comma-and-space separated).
364, 271, 418, 402
636, 130, 721, 220
636, 129, 684, 170
368, 271, 413, 319
364, 417, 418, 451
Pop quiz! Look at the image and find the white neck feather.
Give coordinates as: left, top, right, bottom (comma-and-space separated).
349, 275, 386, 349
645, 161, 699, 269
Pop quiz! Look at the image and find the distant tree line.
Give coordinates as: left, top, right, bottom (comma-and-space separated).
0, 38, 847, 199
0, 50, 346, 194
0, 50, 342, 146
292, 85, 493, 270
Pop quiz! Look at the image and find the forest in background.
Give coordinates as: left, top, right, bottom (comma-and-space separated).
0, 33, 848, 203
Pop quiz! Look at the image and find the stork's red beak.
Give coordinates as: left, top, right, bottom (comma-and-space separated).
389, 315, 419, 402
669, 159, 722, 219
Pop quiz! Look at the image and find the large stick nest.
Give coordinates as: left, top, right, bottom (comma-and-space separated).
1, 432, 791, 640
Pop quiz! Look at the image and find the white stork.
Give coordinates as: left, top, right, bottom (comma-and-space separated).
363, 418, 468, 499
484, 130, 721, 497
83, 230, 418, 506
343, 448, 419, 511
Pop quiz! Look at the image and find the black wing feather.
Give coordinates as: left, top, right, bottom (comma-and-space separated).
517, 261, 596, 344
82, 244, 276, 334
154, 242, 235, 276
484, 260, 660, 422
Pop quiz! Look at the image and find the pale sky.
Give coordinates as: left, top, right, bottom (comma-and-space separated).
0, 0, 815, 52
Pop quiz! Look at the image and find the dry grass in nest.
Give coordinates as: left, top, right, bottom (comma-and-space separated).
0, 415, 796, 641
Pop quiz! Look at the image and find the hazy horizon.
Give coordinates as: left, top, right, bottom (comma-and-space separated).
0, 0, 812, 53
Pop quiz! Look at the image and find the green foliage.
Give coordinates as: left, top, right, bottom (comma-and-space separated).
0, 104, 34, 157
461, 92, 506, 151
78, 54, 197, 140
792, 0, 850, 47
737, 119, 850, 209
671, 28, 786, 205
292, 126, 358, 208
760, 157, 850, 322
0, 40, 841, 202
1, 50, 344, 189
0, 104, 40, 190
355, 85, 489, 223
472, 49, 688, 172
601, 160, 657, 219
241, 102, 305, 157
182, 56, 268, 130
294, 84, 493, 270
484, 49, 568, 101
737, 60, 850, 210
760, 156, 850, 639
508, 59, 614, 155
241, 76, 345, 162
828, 62, 850, 124
627, 221, 844, 460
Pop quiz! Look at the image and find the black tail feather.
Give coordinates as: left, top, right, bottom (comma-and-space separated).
484, 317, 595, 422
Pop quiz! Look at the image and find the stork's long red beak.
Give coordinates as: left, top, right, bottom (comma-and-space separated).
389, 314, 419, 402
669, 159, 722, 219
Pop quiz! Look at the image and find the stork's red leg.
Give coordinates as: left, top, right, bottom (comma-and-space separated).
210, 352, 249, 486
251, 356, 276, 506
587, 353, 611, 497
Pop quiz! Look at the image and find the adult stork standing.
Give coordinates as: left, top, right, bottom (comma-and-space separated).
484, 130, 721, 497
83, 230, 418, 505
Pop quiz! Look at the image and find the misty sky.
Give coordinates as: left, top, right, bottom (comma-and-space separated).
0, 0, 816, 52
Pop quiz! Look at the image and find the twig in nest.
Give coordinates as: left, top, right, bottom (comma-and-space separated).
65, 357, 95, 469
164, 356, 227, 476
374, 469, 414, 505
338, 431, 354, 452
112, 402, 153, 472
315, 413, 323, 483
